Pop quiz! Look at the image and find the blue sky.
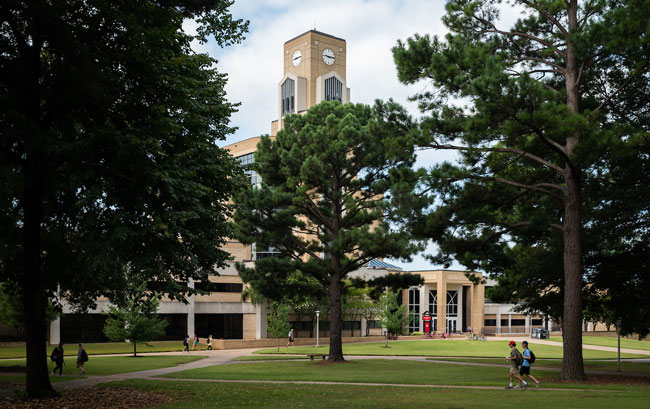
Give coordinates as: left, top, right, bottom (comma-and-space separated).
186, 0, 522, 271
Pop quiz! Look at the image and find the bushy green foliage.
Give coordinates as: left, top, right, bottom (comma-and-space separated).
266, 302, 292, 352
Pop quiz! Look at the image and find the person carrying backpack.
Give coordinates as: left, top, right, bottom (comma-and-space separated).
50, 342, 64, 376
76, 343, 88, 376
520, 340, 541, 388
505, 340, 526, 389
183, 335, 190, 353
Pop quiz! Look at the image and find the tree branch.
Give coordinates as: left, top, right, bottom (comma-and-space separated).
519, 0, 569, 38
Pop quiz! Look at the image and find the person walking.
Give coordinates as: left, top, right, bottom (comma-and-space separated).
192, 333, 200, 351
183, 335, 190, 353
505, 340, 526, 389
287, 328, 294, 347
207, 335, 213, 351
76, 343, 88, 376
521, 340, 541, 388
50, 342, 64, 376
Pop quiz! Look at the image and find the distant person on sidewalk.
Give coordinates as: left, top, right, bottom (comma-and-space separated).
76, 343, 88, 376
287, 328, 294, 347
505, 340, 526, 389
207, 335, 213, 350
520, 340, 541, 388
192, 333, 200, 351
183, 335, 190, 353
50, 342, 64, 376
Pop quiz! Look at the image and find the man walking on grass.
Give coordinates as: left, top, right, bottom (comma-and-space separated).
505, 340, 527, 389
521, 340, 541, 388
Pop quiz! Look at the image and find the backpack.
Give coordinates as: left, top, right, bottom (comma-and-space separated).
514, 348, 524, 367
50, 350, 56, 362
528, 350, 536, 364
183, 338, 188, 346
81, 350, 89, 362
50, 347, 60, 362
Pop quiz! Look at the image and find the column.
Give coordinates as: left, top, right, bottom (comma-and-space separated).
187, 278, 195, 337
525, 315, 531, 334
437, 280, 447, 333
361, 317, 367, 337
49, 316, 61, 345
420, 285, 427, 332
256, 301, 268, 339
508, 313, 512, 334
496, 312, 502, 334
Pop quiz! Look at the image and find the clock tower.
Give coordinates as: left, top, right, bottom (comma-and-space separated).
271, 30, 350, 135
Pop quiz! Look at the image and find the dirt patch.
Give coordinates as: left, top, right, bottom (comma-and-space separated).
0, 387, 173, 408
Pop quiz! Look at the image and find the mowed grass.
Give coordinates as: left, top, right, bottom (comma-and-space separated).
0, 340, 190, 359
0, 355, 204, 376
105, 378, 650, 409
0, 340, 189, 359
231, 355, 310, 361
430, 357, 650, 374
161, 359, 648, 391
549, 336, 650, 351
255, 340, 645, 359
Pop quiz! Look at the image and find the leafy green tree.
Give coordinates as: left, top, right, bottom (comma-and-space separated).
377, 291, 409, 347
103, 284, 167, 357
392, 0, 650, 379
232, 101, 423, 362
0, 1, 247, 396
266, 301, 292, 352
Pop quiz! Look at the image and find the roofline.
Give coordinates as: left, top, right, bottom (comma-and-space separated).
223, 136, 265, 150
407, 269, 482, 274
285, 30, 346, 44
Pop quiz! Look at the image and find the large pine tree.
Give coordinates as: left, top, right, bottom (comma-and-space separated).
392, 0, 650, 379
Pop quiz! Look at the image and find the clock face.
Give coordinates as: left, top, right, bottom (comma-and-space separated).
322, 48, 335, 65
292, 50, 302, 67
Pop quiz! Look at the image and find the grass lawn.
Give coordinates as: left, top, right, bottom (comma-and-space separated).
549, 336, 650, 351
161, 359, 648, 391
104, 378, 650, 409
0, 355, 204, 376
255, 340, 644, 359
0, 340, 190, 359
430, 357, 650, 373
232, 355, 310, 361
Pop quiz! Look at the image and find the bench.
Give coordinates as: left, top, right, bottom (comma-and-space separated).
306, 354, 328, 361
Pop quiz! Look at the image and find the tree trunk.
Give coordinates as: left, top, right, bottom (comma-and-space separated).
561, 173, 586, 379
23, 156, 55, 397
133, 342, 137, 357
558, 0, 585, 381
328, 269, 344, 362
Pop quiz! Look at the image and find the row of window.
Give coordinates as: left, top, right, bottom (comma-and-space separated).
409, 289, 459, 333
484, 319, 544, 326
291, 321, 363, 330
194, 282, 243, 293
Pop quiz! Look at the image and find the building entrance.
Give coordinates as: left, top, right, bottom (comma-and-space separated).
446, 318, 457, 333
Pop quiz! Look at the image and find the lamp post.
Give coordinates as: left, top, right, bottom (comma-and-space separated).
316, 310, 320, 348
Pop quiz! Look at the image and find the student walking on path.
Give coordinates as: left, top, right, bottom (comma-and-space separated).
207, 335, 213, 350
192, 334, 200, 351
76, 343, 88, 376
505, 340, 527, 389
287, 328, 294, 347
183, 335, 190, 353
520, 340, 541, 388
51, 342, 64, 376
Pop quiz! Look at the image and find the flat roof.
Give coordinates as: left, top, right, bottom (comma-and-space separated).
285, 30, 346, 44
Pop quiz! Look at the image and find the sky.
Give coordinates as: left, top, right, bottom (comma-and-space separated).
187, 0, 523, 271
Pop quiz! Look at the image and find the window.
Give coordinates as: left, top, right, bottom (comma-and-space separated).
428, 290, 437, 315
281, 78, 295, 115
368, 320, 381, 329
295, 321, 313, 331
446, 290, 458, 317
324, 76, 343, 102
194, 282, 243, 293
484, 319, 497, 326
237, 153, 260, 186
408, 287, 420, 333
531, 319, 543, 326
343, 321, 361, 330
501, 319, 509, 327
254, 246, 282, 260
511, 319, 526, 326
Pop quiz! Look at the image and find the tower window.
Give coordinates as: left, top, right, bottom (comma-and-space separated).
325, 76, 343, 102
281, 78, 295, 115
